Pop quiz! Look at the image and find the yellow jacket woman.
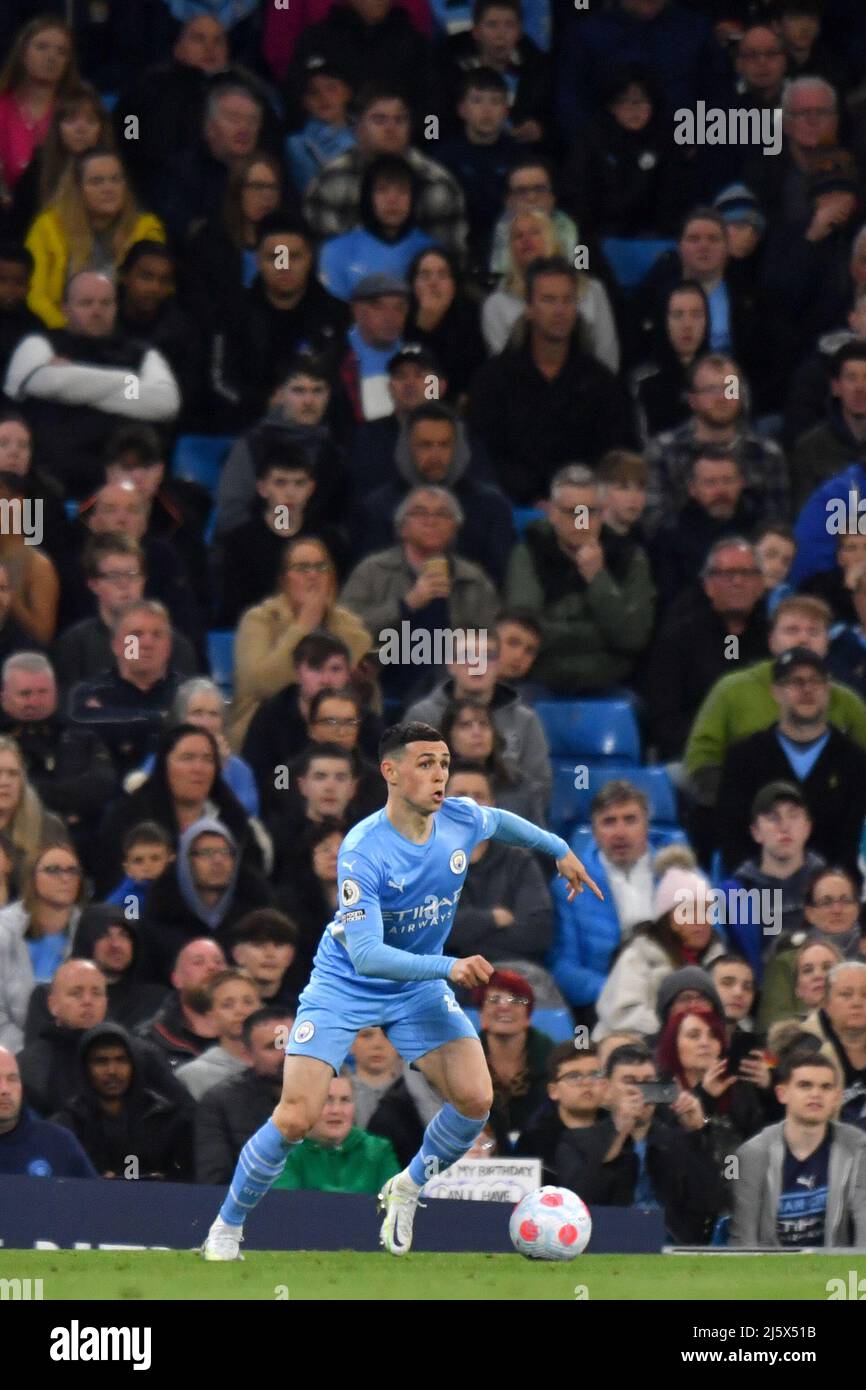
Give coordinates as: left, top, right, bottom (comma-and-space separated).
25, 147, 165, 327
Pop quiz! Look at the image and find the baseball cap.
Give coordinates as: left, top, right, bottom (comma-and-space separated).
350, 273, 410, 303
750, 781, 809, 822
387, 343, 442, 374
713, 182, 766, 237
771, 647, 828, 682
301, 54, 350, 88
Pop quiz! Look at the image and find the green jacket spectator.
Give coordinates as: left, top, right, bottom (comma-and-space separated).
273, 1126, 400, 1194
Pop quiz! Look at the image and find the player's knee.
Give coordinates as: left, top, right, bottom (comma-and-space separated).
272, 1097, 315, 1143
453, 1087, 494, 1120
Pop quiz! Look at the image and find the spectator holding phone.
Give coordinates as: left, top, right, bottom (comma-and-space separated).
730, 1050, 866, 1247
555, 1042, 724, 1245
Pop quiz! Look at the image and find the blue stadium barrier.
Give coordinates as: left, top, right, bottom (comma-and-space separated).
512, 506, 545, 538
207, 629, 235, 698
535, 699, 641, 761
551, 763, 679, 830
172, 434, 236, 494
465, 1006, 575, 1044
601, 236, 677, 290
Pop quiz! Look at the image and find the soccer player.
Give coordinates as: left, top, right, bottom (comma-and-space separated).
201, 722, 601, 1259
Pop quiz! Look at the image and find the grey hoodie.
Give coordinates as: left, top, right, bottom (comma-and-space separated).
393, 413, 472, 489
176, 1044, 248, 1103
176, 816, 241, 932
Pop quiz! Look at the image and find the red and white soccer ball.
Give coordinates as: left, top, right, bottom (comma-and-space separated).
509, 1186, 592, 1261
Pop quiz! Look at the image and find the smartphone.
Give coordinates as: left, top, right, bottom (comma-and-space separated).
637, 1082, 679, 1105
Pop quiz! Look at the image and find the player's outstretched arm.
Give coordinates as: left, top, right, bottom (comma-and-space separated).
478, 805, 604, 902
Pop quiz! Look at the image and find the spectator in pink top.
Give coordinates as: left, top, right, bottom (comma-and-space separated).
0, 17, 80, 197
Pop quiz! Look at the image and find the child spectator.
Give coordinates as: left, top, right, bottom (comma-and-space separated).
440, 0, 552, 147
754, 523, 796, 617
597, 449, 650, 548
104, 821, 175, 914
495, 609, 542, 689
175, 967, 261, 1103
286, 57, 355, 196
436, 68, 517, 268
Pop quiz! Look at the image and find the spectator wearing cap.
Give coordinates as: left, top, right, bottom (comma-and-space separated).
644, 536, 768, 761
339, 273, 409, 422
288, 1, 436, 125
0, 1045, 97, 1178
717, 648, 866, 875
718, 782, 824, 980
353, 402, 515, 584
476, 969, 554, 1144
319, 155, 435, 302
209, 215, 350, 430
348, 342, 455, 498
685, 596, 866, 822
788, 342, 866, 519
303, 85, 467, 254
469, 258, 637, 506
216, 356, 348, 539
285, 56, 356, 195
550, 782, 661, 1016
763, 148, 864, 372
713, 183, 767, 300
514, 1041, 606, 1184
731, 1047, 866, 1247
504, 464, 655, 692
404, 246, 486, 403
642, 351, 788, 537
594, 865, 726, 1040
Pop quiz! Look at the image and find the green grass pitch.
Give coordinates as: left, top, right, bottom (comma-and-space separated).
1, 1250, 864, 1300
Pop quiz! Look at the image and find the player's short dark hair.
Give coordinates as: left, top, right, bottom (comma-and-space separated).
295, 742, 357, 778
0, 241, 34, 273
547, 1039, 599, 1082
525, 255, 577, 302
605, 1043, 654, 1078
458, 66, 509, 102
775, 1048, 840, 1087
379, 722, 446, 760
242, 1006, 295, 1050
122, 820, 172, 856
293, 633, 351, 670
230, 908, 299, 948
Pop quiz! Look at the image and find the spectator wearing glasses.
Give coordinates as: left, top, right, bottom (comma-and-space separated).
645, 537, 768, 761
717, 649, 866, 876
475, 969, 553, 1144
759, 867, 860, 1030
515, 1041, 606, 1183
488, 155, 579, 276
0, 842, 85, 1051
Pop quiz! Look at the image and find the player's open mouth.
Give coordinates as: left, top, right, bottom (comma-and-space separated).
432, 791, 444, 801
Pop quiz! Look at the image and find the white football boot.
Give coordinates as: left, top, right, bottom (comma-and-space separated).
201, 1216, 245, 1261
377, 1174, 425, 1256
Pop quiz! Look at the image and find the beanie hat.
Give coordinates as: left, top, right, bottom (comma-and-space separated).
473, 967, 534, 1012
713, 182, 766, 237
653, 867, 711, 923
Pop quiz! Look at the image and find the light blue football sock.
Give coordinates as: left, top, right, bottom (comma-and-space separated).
219, 1118, 298, 1227
407, 1105, 489, 1187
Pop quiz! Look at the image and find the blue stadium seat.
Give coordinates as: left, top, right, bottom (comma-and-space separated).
601, 236, 677, 290
207, 630, 235, 699
172, 435, 236, 494
512, 506, 545, 538
551, 763, 679, 830
535, 699, 641, 761
464, 1006, 574, 1044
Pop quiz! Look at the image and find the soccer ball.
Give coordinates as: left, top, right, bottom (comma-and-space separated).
509, 1186, 592, 1261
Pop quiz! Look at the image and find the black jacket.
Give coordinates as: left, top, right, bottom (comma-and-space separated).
51, 1022, 192, 1180
0, 713, 118, 842
468, 337, 637, 504
650, 494, 767, 606
68, 668, 180, 785
17, 1018, 190, 1119
242, 685, 382, 799
644, 585, 768, 760
555, 1112, 724, 1243
135, 992, 215, 1070
514, 1100, 570, 1185
53, 616, 198, 697
718, 723, 866, 874
444, 839, 553, 964
562, 106, 695, 239
194, 1067, 281, 1183
288, 6, 435, 126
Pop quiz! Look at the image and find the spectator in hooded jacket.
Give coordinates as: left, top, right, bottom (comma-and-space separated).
16, 957, 188, 1117
176, 967, 261, 1103
140, 817, 274, 986
320, 154, 434, 302
594, 866, 727, 1040
69, 905, 167, 1033
630, 281, 710, 445
52, 1020, 192, 1179
504, 464, 656, 694
0, 1044, 96, 1178
136, 936, 226, 1070
194, 1005, 295, 1183
443, 762, 554, 968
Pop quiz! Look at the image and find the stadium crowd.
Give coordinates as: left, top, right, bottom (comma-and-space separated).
1, 0, 866, 1248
